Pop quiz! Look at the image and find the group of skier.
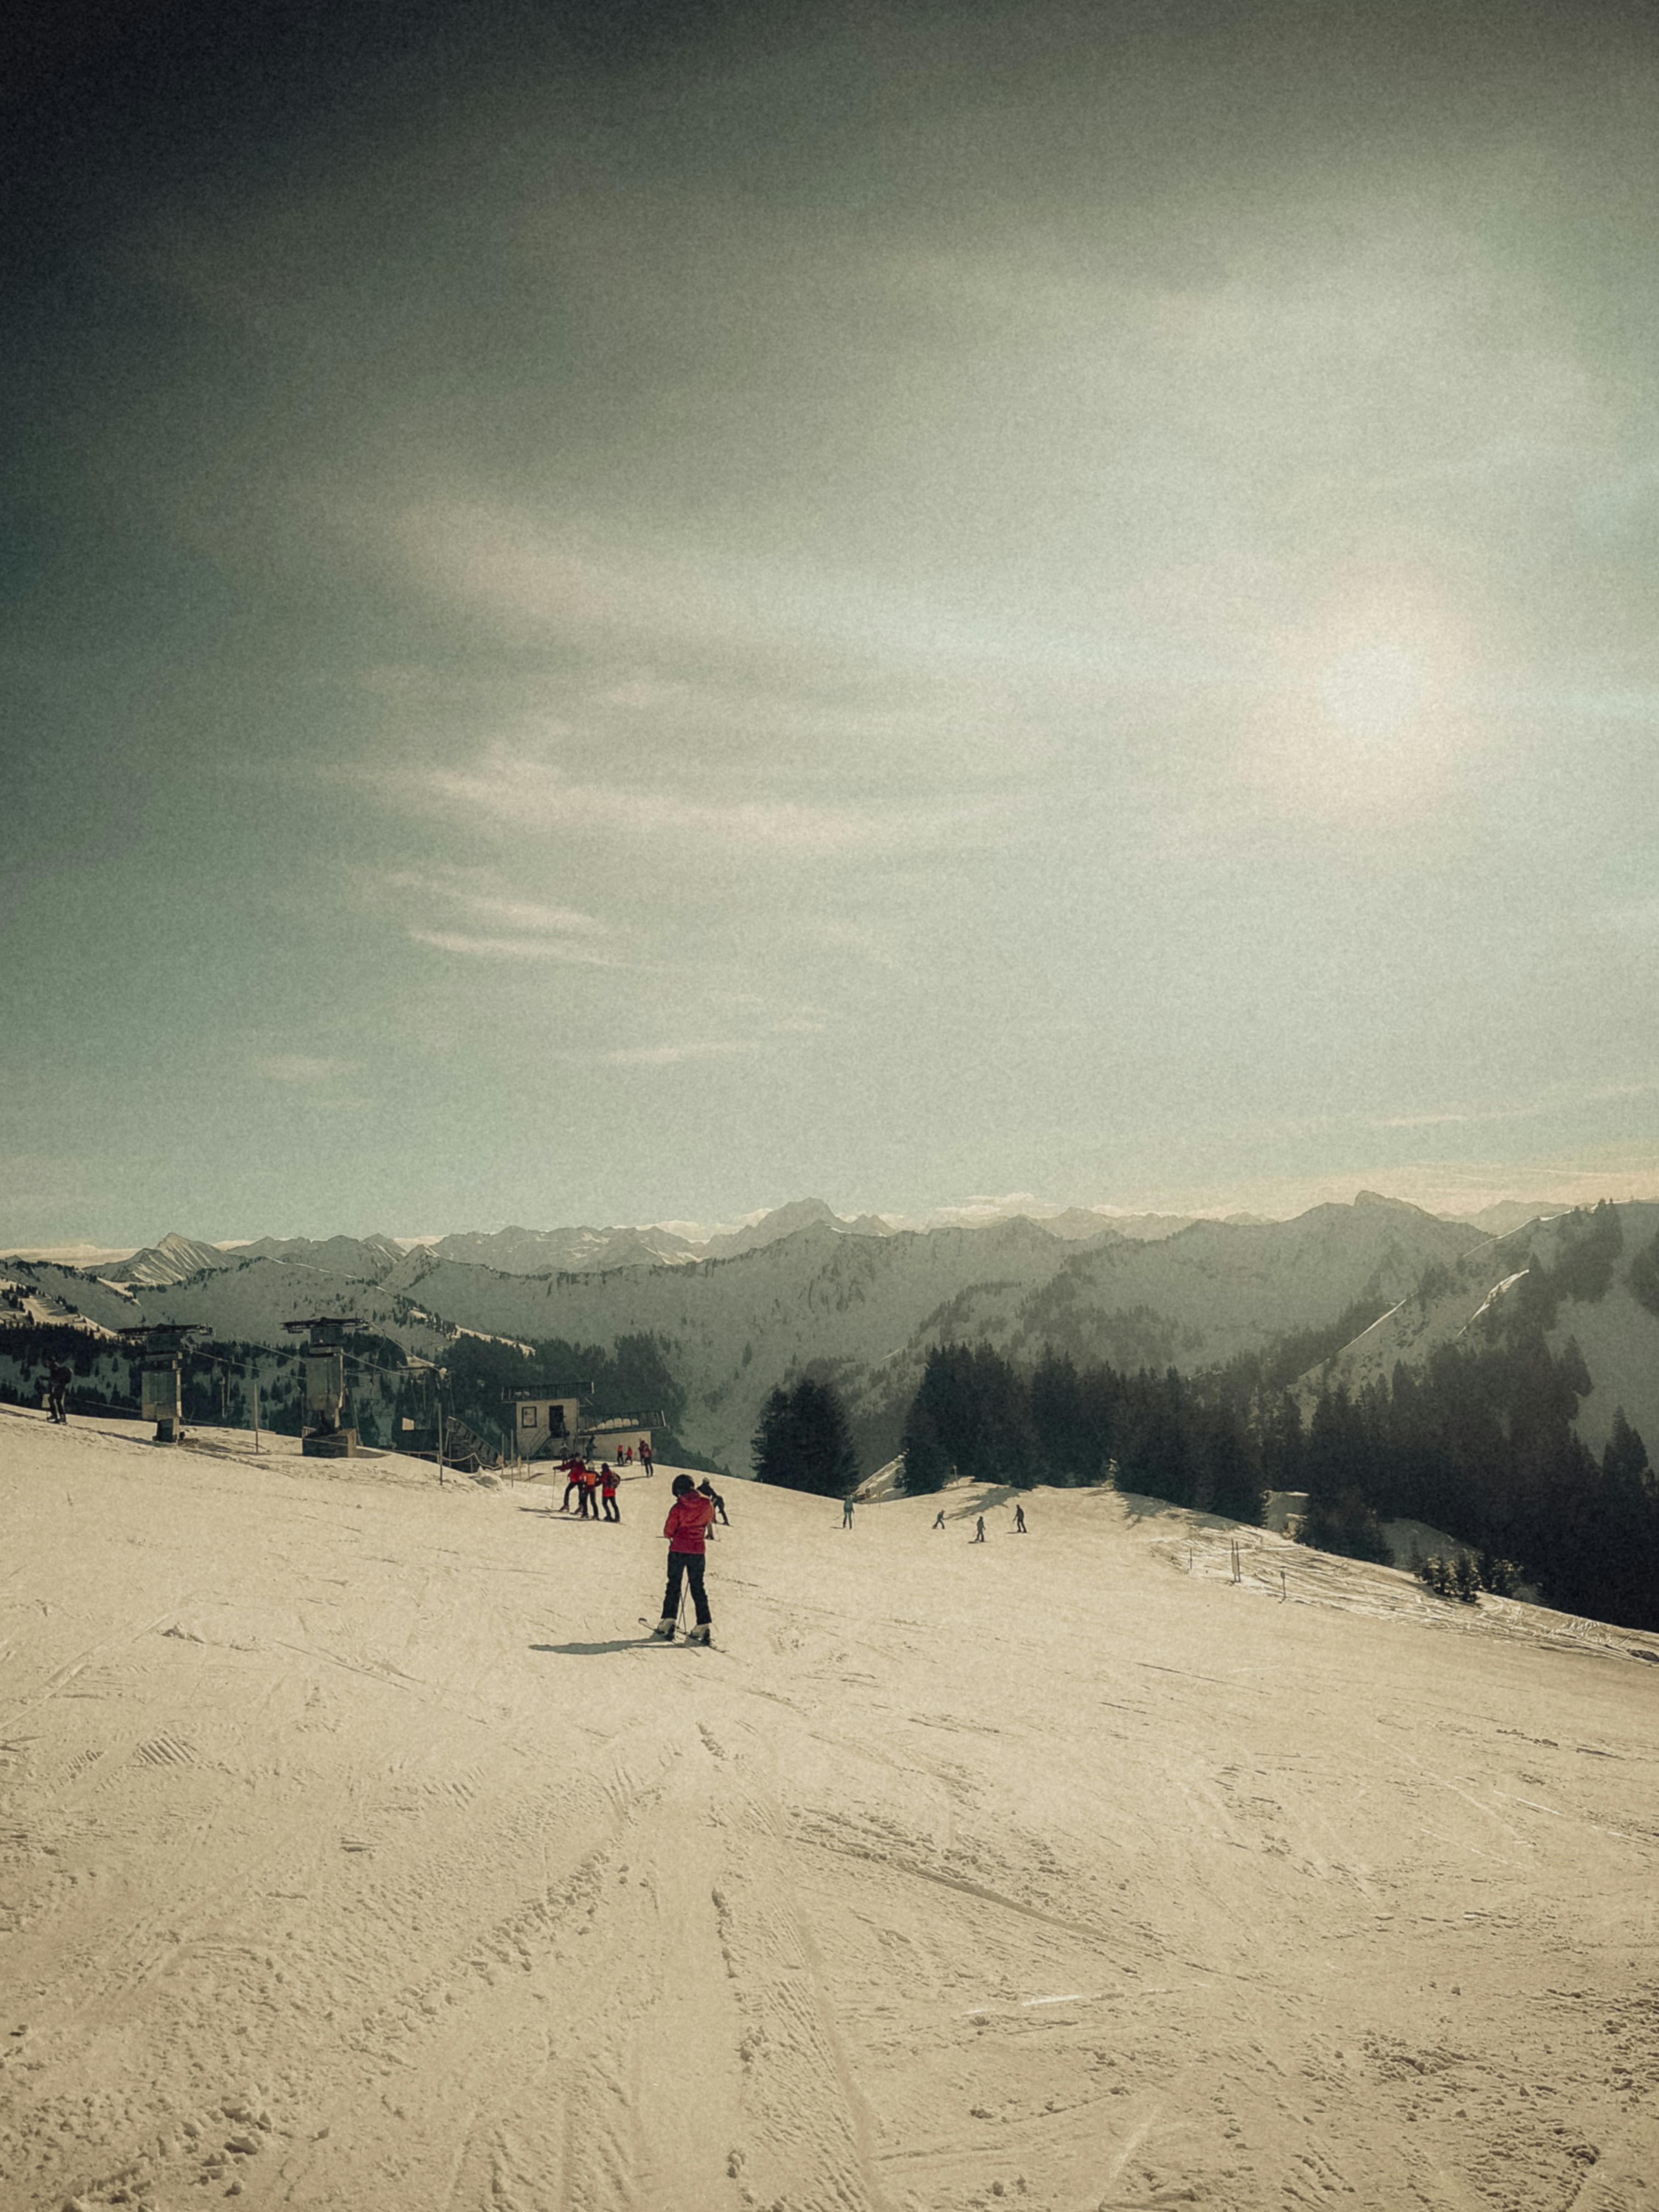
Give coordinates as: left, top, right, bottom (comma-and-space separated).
964, 1501, 1026, 1541
557, 1458, 623, 1521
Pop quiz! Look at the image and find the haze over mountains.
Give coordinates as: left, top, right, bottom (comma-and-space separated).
0, 1191, 1571, 1280
7, 1191, 1657, 1483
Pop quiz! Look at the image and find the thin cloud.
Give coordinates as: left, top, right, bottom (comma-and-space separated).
1370, 1105, 1544, 1131
407, 930, 621, 966
255, 1056, 359, 1084
379, 870, 608, 937
592, 1040, 761, 1066
422, 751, 1007, 857
1369, 1081, 1658, 1131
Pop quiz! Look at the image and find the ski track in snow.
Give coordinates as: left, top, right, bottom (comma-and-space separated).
2, 1406, 1657, 2211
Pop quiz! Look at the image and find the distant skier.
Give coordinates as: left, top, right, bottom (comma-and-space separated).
842, 1496, 855, 1529
931, 1509, 946, 1530
697, 1477, 729, 1525
651, 1474, 716, 1643
640, 1441, 654, 1479
47, 1360, 71, 1425
1014, 1503, 1026, 1534
601, 1464, 620, 1523
973, 1515, 986, 1543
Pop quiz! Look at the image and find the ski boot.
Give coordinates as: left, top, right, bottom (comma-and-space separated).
649, 1617, 676, 1640
685, 1622, 712, 1645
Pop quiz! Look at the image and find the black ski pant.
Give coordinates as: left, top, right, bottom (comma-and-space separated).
602, 1496, 619, 1522
662, 1549, 711, 1626
562, 1480, 581, 1512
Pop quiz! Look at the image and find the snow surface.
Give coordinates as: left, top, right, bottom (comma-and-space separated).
3, 1406, 1656, 2211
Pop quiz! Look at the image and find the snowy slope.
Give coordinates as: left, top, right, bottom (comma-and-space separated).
430, 1201, 898, 1275
698, 1197, 895, 1258
876, 1196, 1490, 1393
115, 1255, 449, 1353
1, 1260, 144, 1330
430, 1223, 704, 1272
1441, 1198, 1574, 1236
232, 1233, 405, 1279
99, 1229, 235, 1289
2, 1404, 1655, 2212
1305, 1201, 1659, 1457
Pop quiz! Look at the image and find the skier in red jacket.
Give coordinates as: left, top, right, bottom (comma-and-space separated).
560, 1457, 584, 1514
651, 1474, 716, 1642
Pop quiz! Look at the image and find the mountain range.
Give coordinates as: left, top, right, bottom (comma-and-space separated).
5, 1193, 1656, 1481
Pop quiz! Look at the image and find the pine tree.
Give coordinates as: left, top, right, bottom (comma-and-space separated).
751, 1386, 795, 1486
897, 1383, 951, 1494
752, 1379, 859, 1497
898, 1342, 1040, 1491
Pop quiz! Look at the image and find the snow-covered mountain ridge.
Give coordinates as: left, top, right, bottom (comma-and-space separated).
7, 1199, 1487, 1474
14, 1198, 1656, 1477
1300, 1199, 1659, 1457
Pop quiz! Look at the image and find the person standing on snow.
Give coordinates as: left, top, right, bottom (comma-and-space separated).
48, 1360, 71, 1424
651, 1474, 715, 1642
930, 1509, 946, 1530
640, 1440, 654, 1478
1014, 1503, 1026, 1533
601, 1464, 620, 1522
580, 1462, 600, 1519
842, 1495, 855, 1530
973, 1515, 986, 1542
560, 1458, 584, 1514
697, 1477, 729, 1525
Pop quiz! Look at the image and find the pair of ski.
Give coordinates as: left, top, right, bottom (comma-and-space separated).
636, 1617, 718, 1649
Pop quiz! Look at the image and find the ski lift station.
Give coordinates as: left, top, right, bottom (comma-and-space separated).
121, 1322, 204, 1444
506, 1390, 581, 1459
504, 1391, 652, 1464
283, 1316, 367, 1457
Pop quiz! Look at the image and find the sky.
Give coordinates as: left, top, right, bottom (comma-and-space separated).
3, 0, 1658, 1247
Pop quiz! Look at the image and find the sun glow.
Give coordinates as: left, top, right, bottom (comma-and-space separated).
1241, 575, 1482, 823
1316, 640, 1429, 746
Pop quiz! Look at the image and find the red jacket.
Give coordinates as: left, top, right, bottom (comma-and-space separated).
663, 1493, 715, 1555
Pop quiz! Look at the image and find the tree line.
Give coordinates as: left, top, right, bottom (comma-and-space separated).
879, 1323, 1659, 1633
